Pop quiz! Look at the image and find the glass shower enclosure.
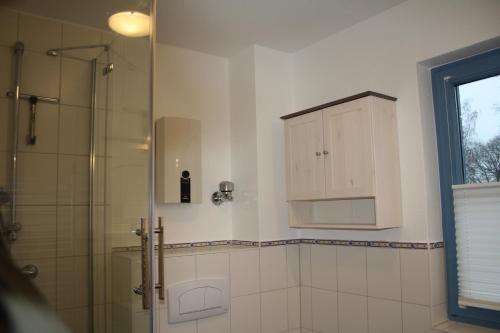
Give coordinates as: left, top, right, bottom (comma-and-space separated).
0, 1, 158, 332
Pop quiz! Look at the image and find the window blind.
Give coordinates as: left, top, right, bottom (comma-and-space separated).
452, 182, 500, 311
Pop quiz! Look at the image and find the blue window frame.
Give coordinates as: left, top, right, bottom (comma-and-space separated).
432, 47, 500, 330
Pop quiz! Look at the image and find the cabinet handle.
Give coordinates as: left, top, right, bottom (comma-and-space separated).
315, 152, 322, 156
323, 150, 329, 155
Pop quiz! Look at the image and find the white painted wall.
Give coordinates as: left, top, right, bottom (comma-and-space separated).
254, 46, 297, 241
229, 46, 299, 241
154, 43, 232, 243
228, 47, 260, 241
154, 0, 500, 243
292, 0, 500, 242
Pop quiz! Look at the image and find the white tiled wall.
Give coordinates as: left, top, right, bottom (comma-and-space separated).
0, 7, 114, 333
109, 243, 447, 333
300, 244, 447, 333
113, 245, 301, 333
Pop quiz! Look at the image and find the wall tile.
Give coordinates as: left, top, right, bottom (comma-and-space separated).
95, 108, 107, 156
59, 105, 90, 155
231, 294, 261, 333
431, 303, 447, 326
93, 304, 106, 333
260, 246, 287, 291
18, 13, 62, 53
62, 23, 102, 60
261, 289, 288, 333
300, 244, 311, 286
18, 102, 59, 154
0, 97, 13, 151
312, 288, 338, 333
133, 311, 151, 333
92, 254, 106, 305
17, 152, 57, 205
197, 252, 229, 279
57, 256, 89, 309
93, 157, 106, 205
401, 249, 430, 306
311, 244, 337, 291
287, 244, 300, 287
58, 306, 88, 333
0, 151, 9, 190
10, 205, 56, 260
57, 154, 89, 205
0, 47, 13, 97
402, 303, 431, 333
92, 205, 106, 255
15, 257, 56, 307
338, 293, 368, 333
300, 286, 312, 330
288, 287, 301, 330
430, 248, 447, 306
230, 248, 260, 296
165, 255, 196, 287
337, 246, 367, 295
0, 9, 18, 47
367, 297, 402, 333
198, 311, 230, 333
367, 247, 402, 301
57, 205, 88, 257
61, 57, 91, 107
21, 50, 60, 99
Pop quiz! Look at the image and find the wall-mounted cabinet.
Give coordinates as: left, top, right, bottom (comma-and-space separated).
282, 92, 402, 229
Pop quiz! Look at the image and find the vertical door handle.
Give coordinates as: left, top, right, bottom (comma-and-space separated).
133, 217, 166, 309
155, 217, 165, 301
139, 217, 150, 309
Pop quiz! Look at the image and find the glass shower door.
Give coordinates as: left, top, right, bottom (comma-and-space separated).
92, 24, 158, 333
0, 1, 157, 332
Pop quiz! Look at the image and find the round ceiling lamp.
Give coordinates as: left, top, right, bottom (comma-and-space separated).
108, 11, 150, 37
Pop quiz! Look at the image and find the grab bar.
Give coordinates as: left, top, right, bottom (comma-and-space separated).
5, 91, 59, 104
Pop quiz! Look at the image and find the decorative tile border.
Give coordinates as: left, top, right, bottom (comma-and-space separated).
112, 239, 444, 252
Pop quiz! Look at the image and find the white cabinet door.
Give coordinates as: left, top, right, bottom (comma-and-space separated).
284, 112, 325, 200
322, 98, 375, 198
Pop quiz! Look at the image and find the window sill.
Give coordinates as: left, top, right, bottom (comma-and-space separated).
434, 321, 500, 333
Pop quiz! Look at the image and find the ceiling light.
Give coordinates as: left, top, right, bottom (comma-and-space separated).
108, 11, 150, 38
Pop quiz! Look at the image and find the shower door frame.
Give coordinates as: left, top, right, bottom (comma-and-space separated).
147, 1, 158, 331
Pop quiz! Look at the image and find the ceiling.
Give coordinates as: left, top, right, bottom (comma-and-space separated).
2, 0, 405, 57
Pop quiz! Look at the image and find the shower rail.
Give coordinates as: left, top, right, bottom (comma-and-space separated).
7, 41, 25, 242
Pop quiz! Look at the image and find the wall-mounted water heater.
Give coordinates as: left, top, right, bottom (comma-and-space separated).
155, 116, 202, 204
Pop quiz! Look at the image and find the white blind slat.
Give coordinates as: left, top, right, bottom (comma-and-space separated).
452, 182, 500, 312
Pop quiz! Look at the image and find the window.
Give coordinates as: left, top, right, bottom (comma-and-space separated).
432, 48, 500, 330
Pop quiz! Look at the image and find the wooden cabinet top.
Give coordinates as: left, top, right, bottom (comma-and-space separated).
280, 91, 397, 120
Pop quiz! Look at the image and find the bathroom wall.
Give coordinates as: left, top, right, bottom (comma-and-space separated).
0, 8, 107, 332
154, 43, 232, 243
229, 47, 259, 241
299, 243, 446, 333
292, 0, 500, 242
229, 45, 298, 242
113, 243, 301, 333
